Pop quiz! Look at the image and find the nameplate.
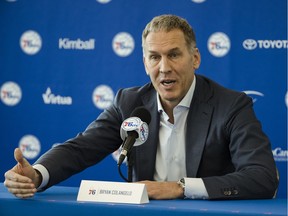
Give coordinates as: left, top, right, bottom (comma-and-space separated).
77, 180, 149, 204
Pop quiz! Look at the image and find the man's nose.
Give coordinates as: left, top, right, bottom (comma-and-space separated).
159, 57, 171, 73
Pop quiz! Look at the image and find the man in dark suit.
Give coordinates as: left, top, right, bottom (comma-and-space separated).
4, 14, 278, 200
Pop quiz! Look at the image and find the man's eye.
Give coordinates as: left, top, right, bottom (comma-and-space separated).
169, 52, 179, 58
150, 55, 160, 60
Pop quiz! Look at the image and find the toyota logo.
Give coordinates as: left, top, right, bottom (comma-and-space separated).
243, 39, 257, 50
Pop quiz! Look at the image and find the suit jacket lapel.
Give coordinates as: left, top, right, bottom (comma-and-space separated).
186, 75, 214, 177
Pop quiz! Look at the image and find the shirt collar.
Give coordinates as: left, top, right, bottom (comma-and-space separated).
157, 75, 196, 112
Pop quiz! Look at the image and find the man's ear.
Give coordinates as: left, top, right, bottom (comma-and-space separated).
193, 48, 201, 69
143, 57, 149, 75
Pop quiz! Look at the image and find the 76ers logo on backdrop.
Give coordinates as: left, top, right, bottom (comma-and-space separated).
19, 135, 41, 160
92, 85, 114, 110
208, 32, 230, 57
112, 32, 135, 57
20, 30, 42, 55
0, 81, 22, 106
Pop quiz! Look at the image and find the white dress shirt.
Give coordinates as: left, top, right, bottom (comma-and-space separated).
154, 76, 208, 199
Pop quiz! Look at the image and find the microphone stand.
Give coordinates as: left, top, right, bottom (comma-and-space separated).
117, 138, 131, 183
118, 163, 129, 182
117, 148, 134, 183
127, 149, 135, 182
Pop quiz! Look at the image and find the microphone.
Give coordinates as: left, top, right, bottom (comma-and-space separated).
117, 106, 151, 166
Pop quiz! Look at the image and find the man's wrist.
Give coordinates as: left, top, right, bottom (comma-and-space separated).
177, 178, 186, 198
34, 169, 43, 188
32, 164, 49, 190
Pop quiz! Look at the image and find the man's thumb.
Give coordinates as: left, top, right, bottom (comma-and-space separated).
14, 148, 30, 168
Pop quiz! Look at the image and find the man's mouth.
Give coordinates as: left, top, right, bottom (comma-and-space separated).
161, 80, 176, 86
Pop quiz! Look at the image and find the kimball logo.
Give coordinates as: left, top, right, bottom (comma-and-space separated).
42, 87, 72, 105
59, 38, 95, 50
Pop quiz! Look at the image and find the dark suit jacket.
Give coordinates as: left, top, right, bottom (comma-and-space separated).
36, 74, 279, 200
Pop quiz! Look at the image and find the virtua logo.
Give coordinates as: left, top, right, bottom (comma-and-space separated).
59, 38, 95, 50
42, 87, 72, 105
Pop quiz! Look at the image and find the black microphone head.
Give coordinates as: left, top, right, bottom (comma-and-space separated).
130, 106, 151, 125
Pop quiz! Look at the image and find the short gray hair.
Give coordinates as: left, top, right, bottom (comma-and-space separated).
142, 14, 197, 53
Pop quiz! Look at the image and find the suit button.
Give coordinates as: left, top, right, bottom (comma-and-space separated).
224, 191, 231, 196
233, 190, 239, 195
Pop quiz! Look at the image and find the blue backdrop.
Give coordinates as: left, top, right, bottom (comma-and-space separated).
0, 0, 287, 198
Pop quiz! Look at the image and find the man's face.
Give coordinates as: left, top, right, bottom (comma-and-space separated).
143, 29, 200, 108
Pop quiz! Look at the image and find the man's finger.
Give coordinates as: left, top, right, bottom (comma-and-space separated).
14, 148, 30, 168
4, 170, 32, 183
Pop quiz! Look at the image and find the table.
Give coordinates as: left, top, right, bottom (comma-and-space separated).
0, 183, 287, 216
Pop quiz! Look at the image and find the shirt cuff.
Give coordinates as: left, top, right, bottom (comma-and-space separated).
33, 164, 49, 190
184, 177, 209, 199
